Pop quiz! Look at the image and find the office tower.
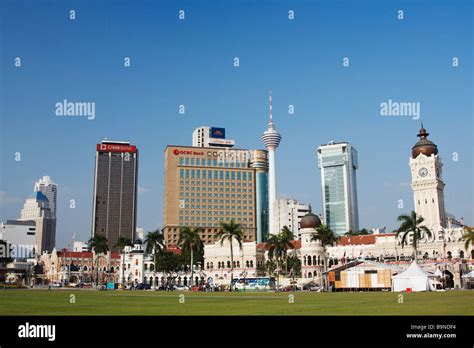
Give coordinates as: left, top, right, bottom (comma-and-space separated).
249, 149, 269, 243
261, 92, 282, 236
34, 176, 58, 219
317, 142, 359, 235
92, 140, 138, 251
192, 126, 235, 148
19, 191, 56, 254
163, 145, 262, 246
410, 125, 446, 229
273, 198, 311, 240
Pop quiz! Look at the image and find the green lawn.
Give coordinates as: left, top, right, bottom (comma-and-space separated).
0, 290, 472, 316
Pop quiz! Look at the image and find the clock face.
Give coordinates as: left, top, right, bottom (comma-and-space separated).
418, 167, 428, 177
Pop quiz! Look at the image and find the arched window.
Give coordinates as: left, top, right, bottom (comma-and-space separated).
308, 272, 312, 278
303, 256, 307, 266
83, 266, 88, 271
447, 251, 452, 260
227, 261, 231, 268
459, 250, 464, 259
206, 262, 209, 269
313, 256, 317, 265
210, 262, 213, 269
250, 260, 253, 268
246, 260, 250, 267
237, 261, 240, 268
307, 256, 312, 266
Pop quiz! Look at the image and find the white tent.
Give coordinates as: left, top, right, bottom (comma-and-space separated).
461, 270, 474, 278
392, 261, 435, 292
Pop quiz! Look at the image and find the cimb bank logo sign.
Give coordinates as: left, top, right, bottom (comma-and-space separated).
380, 99, 420, 120
18, 322, 56, 342
55, 99, 95, 120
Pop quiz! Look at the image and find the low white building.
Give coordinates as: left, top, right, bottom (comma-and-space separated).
203, 240, 266, 285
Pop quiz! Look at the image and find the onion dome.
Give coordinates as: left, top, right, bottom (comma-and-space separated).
300, 212, 321, 229
412, 125, 438, 159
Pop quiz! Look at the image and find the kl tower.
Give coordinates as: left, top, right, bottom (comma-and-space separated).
261, 91, 282, 236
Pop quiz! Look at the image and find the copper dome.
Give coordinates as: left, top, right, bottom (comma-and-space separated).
300, 212, 321, 229
412, 126, 438, 159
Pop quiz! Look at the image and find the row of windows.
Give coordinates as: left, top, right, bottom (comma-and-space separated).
179, 157, 247, 168
206, 260, 255, 269
179, 216, 253, 222
180, 181, 252, 187
180, 209, 253, 215
179, 222, 251, 228
179, 169, 253, 180
180, 186, 252, 192
179, 193, 253, 201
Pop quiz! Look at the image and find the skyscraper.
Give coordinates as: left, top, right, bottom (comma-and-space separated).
19, 191, 56, 254
249, 149, 269, 243
91, 140, 138, 251
317, 142, 359, 235
163, 128, 268, 246
34, 176, 58, 219
409, 125, 446, 229
261, 91, 282, 236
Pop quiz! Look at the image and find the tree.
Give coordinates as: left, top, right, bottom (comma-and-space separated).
217, 220, 244, 291
311, 224, 338, 272
115, 236, 132, 288
178, 227, 204, 288
155, 251, 185, 286
345, 229, 369, 236
88, 234, 109, 287
145, 229, 164, 289
396, 211, 431, 261
462, 225, 474, 251
265, 226, 295, 276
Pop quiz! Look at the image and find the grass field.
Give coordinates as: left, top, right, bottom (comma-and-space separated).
0, 290, 473, 316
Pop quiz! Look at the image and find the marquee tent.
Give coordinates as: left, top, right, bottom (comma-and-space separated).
392, 261, 435, 292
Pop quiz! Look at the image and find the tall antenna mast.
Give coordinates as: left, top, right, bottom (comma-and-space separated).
269, 90, 273, 122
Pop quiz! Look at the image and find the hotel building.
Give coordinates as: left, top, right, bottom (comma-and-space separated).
91, 140, 139, 252
317, 142, 359, 235
163, 143, 269, 246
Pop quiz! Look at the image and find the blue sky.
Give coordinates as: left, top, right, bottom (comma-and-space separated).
1, 0, 472, 248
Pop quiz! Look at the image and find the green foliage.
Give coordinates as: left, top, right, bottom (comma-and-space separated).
88, 234, 109, 254
396, 211, 431, 260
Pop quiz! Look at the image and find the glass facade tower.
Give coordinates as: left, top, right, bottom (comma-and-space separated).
317, 142, 359, 235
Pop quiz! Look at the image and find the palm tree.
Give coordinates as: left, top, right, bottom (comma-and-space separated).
462, 225, 474, 251
115, 236, 132, 288
311, 224, 338, 272
145, 229, 164, 289
178, 227, 204, 288
396, 211, 431, 261
265, 226, 295, 276
217, 220, 244, 291
88, 234, 109, 287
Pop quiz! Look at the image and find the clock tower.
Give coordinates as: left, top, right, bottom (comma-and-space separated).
409, 125, 446, 229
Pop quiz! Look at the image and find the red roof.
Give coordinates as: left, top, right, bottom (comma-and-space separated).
338, 235, 376, 246
58, 251, 121, 259
58, 251, 93, 258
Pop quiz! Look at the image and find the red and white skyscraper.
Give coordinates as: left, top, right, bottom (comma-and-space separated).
261, 92, 282, 236
91, 140, 139, 251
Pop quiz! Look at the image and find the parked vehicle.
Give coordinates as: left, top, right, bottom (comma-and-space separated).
191, 285, 204, 292
136, 283, 151, 290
